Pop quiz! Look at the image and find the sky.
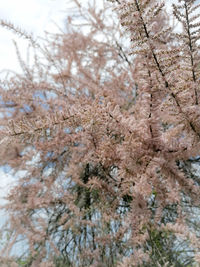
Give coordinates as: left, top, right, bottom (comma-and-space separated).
0, 0, 67, 73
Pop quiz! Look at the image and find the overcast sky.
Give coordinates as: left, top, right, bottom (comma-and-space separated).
0, 0, 67, 72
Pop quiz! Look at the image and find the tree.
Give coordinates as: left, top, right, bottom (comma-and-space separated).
0, 0, 200, 266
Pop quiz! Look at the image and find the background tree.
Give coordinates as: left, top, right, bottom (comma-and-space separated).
0, 0, 200, 266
